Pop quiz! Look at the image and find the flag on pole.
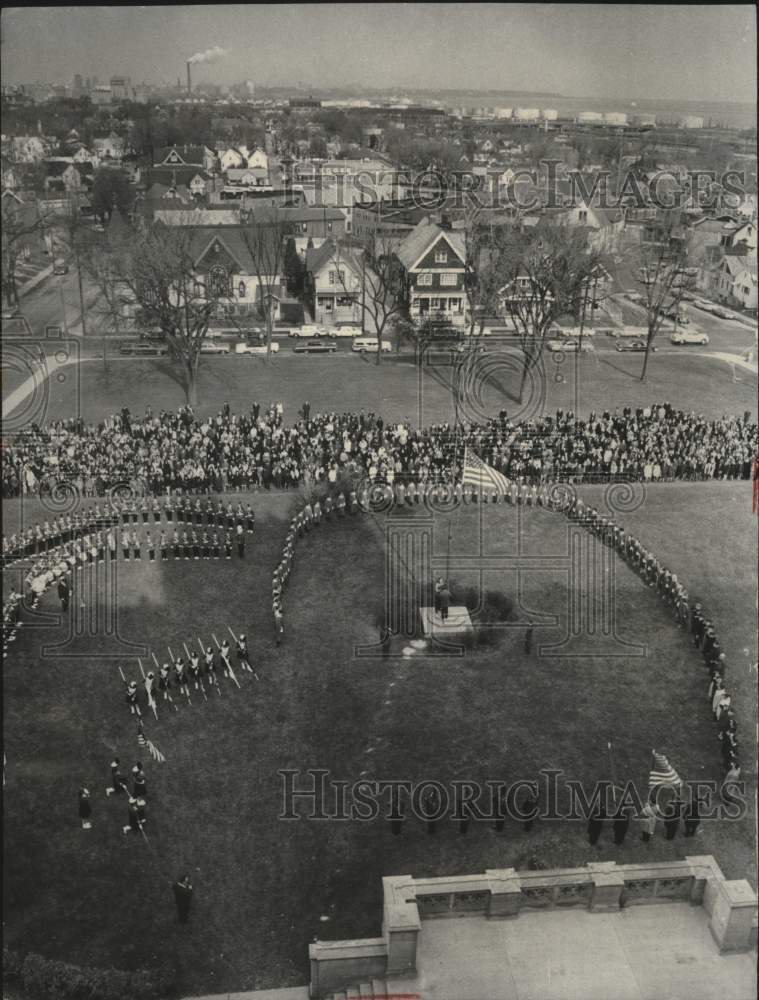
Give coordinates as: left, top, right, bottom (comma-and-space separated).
461, 447, 510, 496
648, 750, 682, 792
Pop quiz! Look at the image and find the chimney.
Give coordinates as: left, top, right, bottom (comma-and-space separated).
186, 62, 192, 95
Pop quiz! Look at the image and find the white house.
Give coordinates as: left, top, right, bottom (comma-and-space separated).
219, 147, 247, 172
11, 135, 49, 163
93, 132, 125, 161
247, 147, 269, 172
715, 255, 758, 310
305, 240, 363, 326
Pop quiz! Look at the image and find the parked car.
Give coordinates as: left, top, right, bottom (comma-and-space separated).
332, 324, 362, 338
293, 339, 337, 354
235, 341, 280, 355
199, 341, 231, 355
351, 337, 392, 353
616, 340, 656, 352
624, 290, 644, 303
610, 326, 649, 338
670, 331, 709, 345
290, 324, 328, 338
659, 308, 689, 325
119, 341, 168, 357
546, 339, 593, 353
692, 298, 715, 312
53, 257, 69, 275
709, 306, 735, 320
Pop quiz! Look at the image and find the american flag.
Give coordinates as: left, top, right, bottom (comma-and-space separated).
461, 447, 510, 496
648, 750, 681, 791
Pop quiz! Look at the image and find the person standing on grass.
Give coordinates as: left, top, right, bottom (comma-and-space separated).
123, 796, 141, 835
438, 583, 450, 623
132, 763, 146, 799
524, 621, 534, 655
587, 802, 605, 846
236, 523, 245, 558
57, 576, 70, 612
106, 757, 127, 797
235, 633, 253, 673
173, 875, 193, 923
78, 787, 92, 829
683, 789, 701, 837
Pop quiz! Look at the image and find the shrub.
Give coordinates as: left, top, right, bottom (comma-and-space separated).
7, 949, 175, 1000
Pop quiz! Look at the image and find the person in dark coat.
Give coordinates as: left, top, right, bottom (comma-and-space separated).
683, 790, 701, 837
587, 803, 605, 845
521, 790, 539, 832
132, 763, 147, 799
663, 795, 682, 840
438, 584, 451, 622
78, 787, 92, 829
612, 803, 632, 845
106, 757, 126, 796
173, 875, 193, 923
422, 786, 441, 834
58, 577, 70, 612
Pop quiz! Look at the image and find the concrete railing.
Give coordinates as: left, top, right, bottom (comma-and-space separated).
308, 856, 757, 998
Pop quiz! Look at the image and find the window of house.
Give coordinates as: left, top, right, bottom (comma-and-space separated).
327, 221, 333, 232
301, 222, 308, 233
208, 265, 230, 298
578, 210, 588, 223
417, 272, 433, 286
328, 269, 345, 286
238, 281, 246, 298
435, 249, 447, 263
193, 281, 203, 298
440, 273, 457, 286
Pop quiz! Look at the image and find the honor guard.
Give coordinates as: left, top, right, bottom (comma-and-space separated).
174, 657, 189, 697
204, 647, 218, 688
126, 680, 142, 717
189, 650, 201, 689
235, 633, 253, 673
220, 640, 232, 676
158, 663, 173, 702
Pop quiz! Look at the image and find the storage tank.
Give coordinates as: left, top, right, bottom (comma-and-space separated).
577, 111, 603, 123
515, 107, 540, 121
680, 115, 704, 129
496, 107, 513, 119
604, 111, 627, 126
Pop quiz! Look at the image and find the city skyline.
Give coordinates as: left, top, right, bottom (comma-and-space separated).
1, 4, 756, 105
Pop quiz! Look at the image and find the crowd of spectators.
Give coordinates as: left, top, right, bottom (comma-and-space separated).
3, 402, 756, 500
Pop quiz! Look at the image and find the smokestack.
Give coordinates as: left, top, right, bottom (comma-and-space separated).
186, 62, 192, 95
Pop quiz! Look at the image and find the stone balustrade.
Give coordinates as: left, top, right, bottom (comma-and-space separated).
308, 855, 757, 998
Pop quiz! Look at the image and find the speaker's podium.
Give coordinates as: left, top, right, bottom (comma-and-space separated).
419, 606, 474, 637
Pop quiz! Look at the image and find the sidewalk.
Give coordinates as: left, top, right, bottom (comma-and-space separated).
17, 262, 53, 298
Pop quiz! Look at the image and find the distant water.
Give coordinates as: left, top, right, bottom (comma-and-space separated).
389, 90, 757, 130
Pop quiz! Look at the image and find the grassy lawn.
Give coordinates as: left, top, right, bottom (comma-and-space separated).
3, 484, 756, 996
3, 348, 756, 428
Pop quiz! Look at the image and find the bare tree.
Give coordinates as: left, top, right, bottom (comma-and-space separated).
1, 195, 54, 308
237, 210, 290, 363
633, 211, 694, 381
333, 234, 406, 365
498, 228, 598, 402
82, 218, 228, 405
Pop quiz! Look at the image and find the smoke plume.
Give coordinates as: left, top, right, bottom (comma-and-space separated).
187, 45, 227, 65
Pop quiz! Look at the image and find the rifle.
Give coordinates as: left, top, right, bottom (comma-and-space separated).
212, 632, 241, 689
183, 641, 207, 702
227, 624, 259, 681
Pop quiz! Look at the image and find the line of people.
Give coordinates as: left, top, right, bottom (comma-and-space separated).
560, 493, 742, 781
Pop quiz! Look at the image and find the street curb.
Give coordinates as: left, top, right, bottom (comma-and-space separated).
18, 263, 54, 299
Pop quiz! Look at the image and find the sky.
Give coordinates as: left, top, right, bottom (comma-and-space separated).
0, 4, 756, 104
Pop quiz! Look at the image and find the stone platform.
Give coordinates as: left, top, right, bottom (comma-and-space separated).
419, 605, 474, 637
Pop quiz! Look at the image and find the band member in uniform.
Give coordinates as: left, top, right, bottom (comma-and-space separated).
106, 757, 127, 796
58, 576, 70, 612
189, 650, 201, 689
273, 602, 284, 646
131, 529, 141, 561
220, 640, 233, 677
236, 524, 245, 558
173, 874, 193, 923
204, 647, 218, 688
172, 530, 181, 560
192, 530, 200, 560
212, 531, 220, 560
78, 787, 92, 829
126, 679, 142, 717
174, 657, 189, 698
235, 633, 253, 673
245, 504, 255, 533
122, 529, 131, 561
224, 533, 233, 560
132, 763, 147, 798
141, 499, 150, 524
144, 671, 156, 706
158, 662, 173, 702
123, 797, 141, 835
165, 496, 174, 524
152, 498, 161, 523
147, 532, 155, 562
160, 531, 168, 561
182, 530, 191, 560
202, 532, 210, 560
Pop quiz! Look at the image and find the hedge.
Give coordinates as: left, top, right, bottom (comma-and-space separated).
3, 948, 175, 1000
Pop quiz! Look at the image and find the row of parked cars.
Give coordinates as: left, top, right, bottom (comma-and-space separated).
118, 328, 391, 357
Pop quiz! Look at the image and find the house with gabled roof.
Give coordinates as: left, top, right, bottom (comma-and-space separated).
303, 239, 363, 325
153, 144, 217, 172
714, 254, 758, 309
396, 220, 467, 327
